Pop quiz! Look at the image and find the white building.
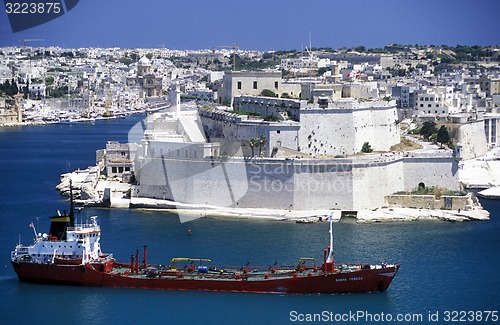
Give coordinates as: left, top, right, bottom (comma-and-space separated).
484, 112, 500, 148
414, 86, 459, 116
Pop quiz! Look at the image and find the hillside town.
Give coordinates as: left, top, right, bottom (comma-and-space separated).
2, 44, 500, 221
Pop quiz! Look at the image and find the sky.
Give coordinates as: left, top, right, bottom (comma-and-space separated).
1, 0, 499, 50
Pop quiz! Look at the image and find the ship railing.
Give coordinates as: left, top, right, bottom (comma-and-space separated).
67, 225, 100, 232
14, 245, 29, 253
11, 245, 29, 257
11, 246, 30, 261
337, 262, 395, 272
208, 265, 301, 274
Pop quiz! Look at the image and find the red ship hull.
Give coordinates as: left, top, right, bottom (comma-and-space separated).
11, 260, 399, 294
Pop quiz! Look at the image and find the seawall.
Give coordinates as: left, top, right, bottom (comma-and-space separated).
135, 152, 460, 210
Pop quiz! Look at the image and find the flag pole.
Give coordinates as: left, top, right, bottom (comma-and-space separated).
29, 222, 37, 239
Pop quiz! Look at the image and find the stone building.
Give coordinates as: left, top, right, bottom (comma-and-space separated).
218, 70, 282, 105
0, 97, 22, 124
105, 141, 138, 180
126, 56, 163, 98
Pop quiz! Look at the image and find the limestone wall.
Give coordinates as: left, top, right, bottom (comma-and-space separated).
135, 153, 460, 210
385, 195, 440, 209
385, 194, 471, 210
298, 103, 399, 156
199, 109, 299, 157
455, 120, 488, 159
299, 108, 355, 156
352, 159, 404, 209
403, 153, 460, 191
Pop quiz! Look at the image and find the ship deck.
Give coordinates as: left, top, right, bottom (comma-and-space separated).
107, 264, 321, 281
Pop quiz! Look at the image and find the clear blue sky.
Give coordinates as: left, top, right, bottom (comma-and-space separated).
1, 0, 499, 50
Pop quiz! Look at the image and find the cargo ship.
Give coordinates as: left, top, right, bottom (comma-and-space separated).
11, 193, 399, 294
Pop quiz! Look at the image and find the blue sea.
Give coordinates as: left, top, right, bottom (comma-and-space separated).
1, 115, 499, 324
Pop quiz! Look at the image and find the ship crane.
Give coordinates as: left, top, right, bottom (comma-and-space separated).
214, 44, 239, 70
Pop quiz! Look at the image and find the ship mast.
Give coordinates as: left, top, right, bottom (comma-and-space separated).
69, 180, 75, 227
326, 213, 334, 263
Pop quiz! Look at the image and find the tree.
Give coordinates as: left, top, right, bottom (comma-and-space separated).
437, 125, 451, 148
45, 76, 54, 86
23, 79, 29, 99
317, 67, 328, 76
249, 138, 257, 157
419, 121, 437, 140
11, 78, 18, 95
257, 134, 267, 157
260, 89, 276, 97
361, 142, 373, 153
1, 79, 11, 95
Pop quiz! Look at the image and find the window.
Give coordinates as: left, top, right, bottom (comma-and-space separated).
428, 104, 431, 107
237, 81, 241, 90
277, 130, 281, 134
420, 104, 424, 107
253, 81, 257, 89
112, 167, 117, 173
275, 81, 279, 89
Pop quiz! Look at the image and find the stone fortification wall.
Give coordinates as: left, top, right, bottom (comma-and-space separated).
352, 159, 405, 209
351, 105, 400, 153
298, 102, 399, 156
385, 194, 471, 210
136, 153, 459, 210
299, 108, 355, 156
455, 120, 488, 159
199, 108, 299, 156
402, 151, 460, 191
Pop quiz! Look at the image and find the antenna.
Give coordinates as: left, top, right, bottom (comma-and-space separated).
305, 32, 313, 102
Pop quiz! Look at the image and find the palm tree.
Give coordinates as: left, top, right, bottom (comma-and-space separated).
257, 134, 267, 157
249, 138, 257, 157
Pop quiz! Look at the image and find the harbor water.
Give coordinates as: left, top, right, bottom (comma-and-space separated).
0, 115, 499, 324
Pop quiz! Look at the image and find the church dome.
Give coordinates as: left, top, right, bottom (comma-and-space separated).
138, 56, 151, 66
